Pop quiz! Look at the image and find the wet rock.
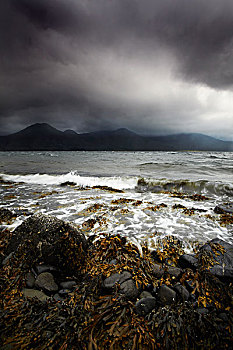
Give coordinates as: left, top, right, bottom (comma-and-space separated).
200, 238, 233, 281
35, 272, 58, 293
58, 289, 70, 296
25, 272, 36, 288
120, 279, 138, 300
214, 203, 233, 214
6, 214, 87, 272
36, 265, 57, 274
179, 254, 198, 270
23, 288, 49, 302
140, 291, 153, 299
60, 181, 76, 187
60, 281, 77, 289
167, 266, 182, 278
174, 283, 189, 301
0, 208, 15, 223
53, 293, 64, 302
103, 271, 132, 289
218, 313, 228, 322
157, 285, 176, 305
135, 297, 156, 316
152, 263, 164, 278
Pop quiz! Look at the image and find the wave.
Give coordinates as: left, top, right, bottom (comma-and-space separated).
136, 178, 233, 197
0, 172, 137, 190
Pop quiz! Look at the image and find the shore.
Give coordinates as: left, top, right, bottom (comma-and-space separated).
0, 209, 233, 349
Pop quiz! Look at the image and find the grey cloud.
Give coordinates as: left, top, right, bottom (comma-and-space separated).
1, 0, 233, 138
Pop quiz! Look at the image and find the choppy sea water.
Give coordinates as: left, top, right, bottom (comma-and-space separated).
0, 151, 233, 252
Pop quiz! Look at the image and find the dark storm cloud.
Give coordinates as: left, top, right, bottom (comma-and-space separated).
1, 0, 233, 137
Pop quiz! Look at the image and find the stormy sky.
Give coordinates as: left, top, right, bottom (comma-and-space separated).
1, 0, 233, 139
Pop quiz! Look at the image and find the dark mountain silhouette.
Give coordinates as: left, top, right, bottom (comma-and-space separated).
0, 123, 232, 151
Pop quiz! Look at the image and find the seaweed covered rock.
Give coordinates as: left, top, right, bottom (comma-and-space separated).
6, 213, 87, 273
214, 203, 233, 214
200, 238, 233, 281
0, 208, 15, 223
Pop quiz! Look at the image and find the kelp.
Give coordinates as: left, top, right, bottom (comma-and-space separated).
1, 233, 232, 349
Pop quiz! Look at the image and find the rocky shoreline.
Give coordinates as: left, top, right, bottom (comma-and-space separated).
0, 210, 233, 349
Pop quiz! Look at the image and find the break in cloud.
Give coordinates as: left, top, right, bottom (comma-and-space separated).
1, 0, 233, 139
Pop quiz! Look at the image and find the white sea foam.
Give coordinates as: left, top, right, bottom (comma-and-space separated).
0, 172, 137, 190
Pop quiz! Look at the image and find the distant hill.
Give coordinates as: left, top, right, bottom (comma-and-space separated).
0, 123, 232, 151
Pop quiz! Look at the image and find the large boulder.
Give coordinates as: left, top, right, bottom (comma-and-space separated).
6, 213, 87, 274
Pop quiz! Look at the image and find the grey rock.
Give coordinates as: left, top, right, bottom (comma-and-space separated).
36, 265, 57, 274
174, 283, 189, 301
167, 266, 182, 278
53, 293, 64, 302
218, 313, 228, 322
200, 238, 233, 281
35, 272, 58, 293
103, 271, 132, 289
152, 263, 164, 278
157, 285, 176, 305
179, 254, 198, 270
135, 297, 156, 316
25, 272, 35, 288
214, 203, 233, 215
140, 291, 153, 299
120, 279, 138, 300
6, 214, 87, 273
109, 259, 117, 265
60, 281, 77, 289
58, 289, 71, 296
23, 288, 49, 302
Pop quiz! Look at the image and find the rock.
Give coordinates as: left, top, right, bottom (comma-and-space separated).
174, 283, 189, 301
53, 293, 64, 301
35, 272, 58, 293
120, 279, 138, 300
135, 297, 157, 316
23, 288, 49, 302
157, 285, 176, 305
179, 254, 198, 270
109, 259, 117, 265
140, 291, 153, 299
200, 238, 233, 281
0, 208, 15, 223
6, 214, 87, 273
58, 289, 70, 296
25, 272, 36, 288
214, 203, 233, 214
218, 313, 228, 322
152, 263, 164, 278
60, 281, 77, 289
60, 181, 76, 187
167, 266, 182, 278
36, 265, 57, 274
103, 271, 132, 289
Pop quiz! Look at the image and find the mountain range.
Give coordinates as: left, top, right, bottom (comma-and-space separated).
0, 123, 232, 151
